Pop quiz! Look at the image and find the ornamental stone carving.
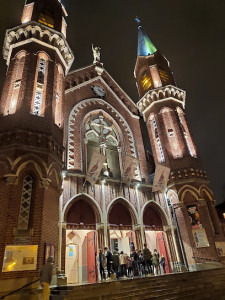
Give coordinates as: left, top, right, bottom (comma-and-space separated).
4, 174, 18, 185
40, 178, 51, 189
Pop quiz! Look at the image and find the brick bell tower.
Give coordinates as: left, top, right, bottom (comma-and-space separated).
0, 0, 73, 286
135, 21, 225, 270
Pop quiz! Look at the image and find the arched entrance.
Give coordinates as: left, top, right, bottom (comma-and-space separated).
64, 196, 100, 285
143, 203, 172, 274
108, 199, 138, 255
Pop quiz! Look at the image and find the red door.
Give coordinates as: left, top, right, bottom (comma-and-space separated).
87, 231, 97, 283
157, 232, 171, 273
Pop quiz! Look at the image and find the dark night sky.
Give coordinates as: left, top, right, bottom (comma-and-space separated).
0, 0, 225, 203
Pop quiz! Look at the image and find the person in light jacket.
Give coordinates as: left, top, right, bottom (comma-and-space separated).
119, 251, 127, 277
40, 256, 54, 300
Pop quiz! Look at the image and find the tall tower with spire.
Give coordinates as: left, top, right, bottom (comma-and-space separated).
0, 0, 73, 284
135, 21, 224, 269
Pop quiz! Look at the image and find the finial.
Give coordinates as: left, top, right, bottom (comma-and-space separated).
92, 44, 101, 64
135, 17, 141, 25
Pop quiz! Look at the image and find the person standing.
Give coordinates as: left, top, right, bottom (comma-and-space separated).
143, 244, 152, 274
112, 250, 120, 279
152, 252, 159, 275
98, 249, 106, 281
104, 247, 113, 279
126, 255, 133, 278
160, 254, 166, 274
131, 249, 139, 277
40, 256, 54, 300
119, 251, 127, 277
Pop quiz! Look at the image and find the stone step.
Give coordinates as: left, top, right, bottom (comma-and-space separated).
63, 273, 225, 299
52, 268, 225, 300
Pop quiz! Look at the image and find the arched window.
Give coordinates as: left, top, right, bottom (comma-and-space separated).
161, 107, 183, 159
4, 51, 26, 115
149, 114, 165, 163
31, 53, 48, 116
54, 64, 64, 127
177, 107, 197, 158
141, 72, 152, 91
18, 175, 33, 231
38, 10, 55, 28
85, 113, 121, 179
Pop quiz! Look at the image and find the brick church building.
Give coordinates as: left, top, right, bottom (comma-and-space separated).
0, 0, 225, 291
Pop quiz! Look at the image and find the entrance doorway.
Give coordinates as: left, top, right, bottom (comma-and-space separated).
143, 204, 172, 274
109, 201, 136, 254
64, 198, 98, 284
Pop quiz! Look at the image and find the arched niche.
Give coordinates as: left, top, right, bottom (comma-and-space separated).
108, 200, 137, 226
64, 196, 101, 226
143, 202, 168, 227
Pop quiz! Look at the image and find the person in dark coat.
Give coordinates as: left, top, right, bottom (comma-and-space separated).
98, 249, 106, 281
131, 249, 139, 277
160, 254, 166, 273
112, 250, 120, 279
143, 244, 152, 274
40, 256, 54, 300
104, 247, 113, 279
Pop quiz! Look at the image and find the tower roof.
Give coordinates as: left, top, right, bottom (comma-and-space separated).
137, 23, 157, 56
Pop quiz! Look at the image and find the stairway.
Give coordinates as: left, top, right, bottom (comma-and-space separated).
50, 267, 225, 300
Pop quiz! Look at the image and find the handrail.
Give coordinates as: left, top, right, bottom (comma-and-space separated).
0, 265, 59, 299
0, 279, 39, 300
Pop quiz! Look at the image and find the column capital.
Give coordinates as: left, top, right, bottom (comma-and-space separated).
40, 178, 51, 189
197, 199, 206, 206
4, 174, 18, 185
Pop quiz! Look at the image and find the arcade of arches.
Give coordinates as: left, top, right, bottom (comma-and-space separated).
63, 197, 175, 284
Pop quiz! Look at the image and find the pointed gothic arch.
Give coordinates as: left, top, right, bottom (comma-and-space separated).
63, 193, 102, 224
107, 197, 138, 225
141, 200, 169, 227
67, 98, 141, 179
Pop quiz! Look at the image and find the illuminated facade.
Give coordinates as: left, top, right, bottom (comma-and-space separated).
0, 0, 224, 292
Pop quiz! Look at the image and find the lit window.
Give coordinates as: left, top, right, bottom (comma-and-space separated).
142, 73, 152, 91
223, 213, 225, 220
38, 12, 54, 28
159, 69, 169, 84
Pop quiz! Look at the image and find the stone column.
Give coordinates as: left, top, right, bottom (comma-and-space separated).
135, 186, 145, 247
101, 181, 108, 247
58, 188, 64, 271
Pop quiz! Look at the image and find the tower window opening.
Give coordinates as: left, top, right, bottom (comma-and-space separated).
32, 57, 47, 116
177, 108, 197, 158
142, 73, 152, 91
18, 175, 33, 231
37, 58, 46, 84
168, 129, 174, 137
152, 117, 165, 163
38, 11, 55, 28
33, 90, 43, 116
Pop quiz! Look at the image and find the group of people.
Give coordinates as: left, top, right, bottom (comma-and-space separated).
98, 244, 166, 281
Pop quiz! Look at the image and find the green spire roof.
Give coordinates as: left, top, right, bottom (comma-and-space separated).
137, 24, 157, 56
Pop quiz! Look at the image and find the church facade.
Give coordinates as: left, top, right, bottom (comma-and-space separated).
0, 0, 224, 290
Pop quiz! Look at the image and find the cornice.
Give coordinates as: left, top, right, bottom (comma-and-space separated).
137, 85, 186, 121
3, 22, 74, 74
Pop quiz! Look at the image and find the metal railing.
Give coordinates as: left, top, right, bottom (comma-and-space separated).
0, 279, 39, 300
0, 266, 58, 299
